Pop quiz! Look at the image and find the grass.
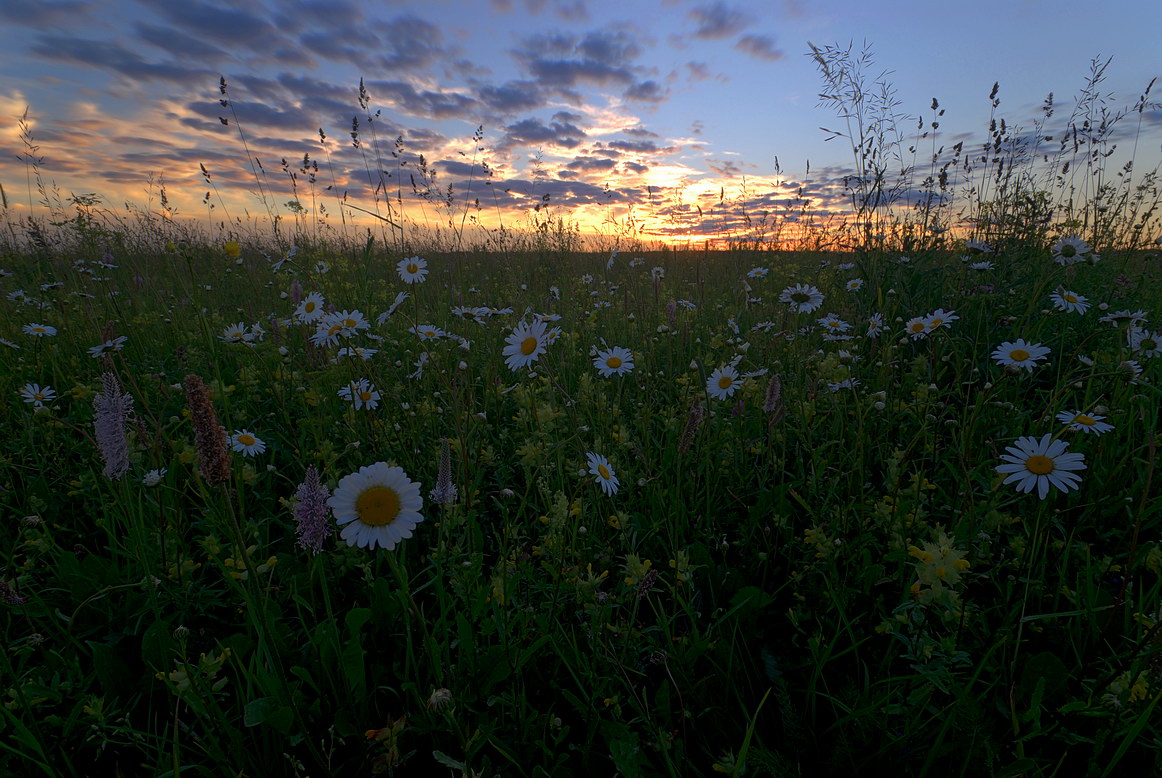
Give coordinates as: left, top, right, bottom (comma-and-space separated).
1, 46, 1161, 777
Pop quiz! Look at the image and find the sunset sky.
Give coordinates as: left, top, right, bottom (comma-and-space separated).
1, 0, 1159, 247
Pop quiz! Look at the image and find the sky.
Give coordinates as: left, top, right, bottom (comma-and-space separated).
0, 0, 1159, 248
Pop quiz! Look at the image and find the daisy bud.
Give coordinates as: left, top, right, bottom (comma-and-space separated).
183, 374, 231, 486
93, 372, 133, 480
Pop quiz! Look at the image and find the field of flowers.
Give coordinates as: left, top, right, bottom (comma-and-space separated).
1, 225, 1160, 777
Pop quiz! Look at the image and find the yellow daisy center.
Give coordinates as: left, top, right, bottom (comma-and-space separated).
356, 486, 401, 527
1010, 349, 1030, 361
1061, 245, 1077, 257
597, 465, 611, 480
329, 324, 342, 336
791, 292, 809, 303
359, 391, 373, 402
910, 322, 925, 332
930, 318, 944, 328
304, 301, 316, 312
406, 263, 418, 274
1075, 415, 1096, 425
1025, 455, 1054, 475
521, 336, 538, 355
237, 434, 256, 446
33, 392, 44, 401
1064, 294, 1077, 303
343, 318, 356, 328
606, 356, 622, 368
718, 376, 733, 390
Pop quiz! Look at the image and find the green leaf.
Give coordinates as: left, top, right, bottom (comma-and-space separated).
89, 641, 133, 698
243, 697, 294, 734
140, 618, 174, 669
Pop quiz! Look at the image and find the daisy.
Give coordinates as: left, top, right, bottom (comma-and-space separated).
969, 261, 994, 271
224, 241, 241, 258
338, 378, 380, 410
310, 321, 345, 348
376, 291, 410, 325
904, 316, 929, 340
331, 309, 369, 334
296, 292, 326, 322
846, 278, 863, 291
651, 267, 665, 280
397, 256, 428, 284
828, 378, 860, 392
1099, 309, 1148, 326
503, 319, 548, 371
580, 273, 594, 285
23, 323, 56, 337
1051, 235, 1091, 265
1128, 327, 1161, 358
89, 336, 128, 358
1056, 410, 1114, 435
866, 313, 884, 338
629, 257, 644, 268
411, 324, 445, 341
747, 267, 769, 279
337, 346, 377, 360
19, 383, 56, 407
593, 346, 634, 377
220, 322, 248, 343
707, 364, 741, 400
230, 430, 266, 456
992, 339, 1051, 372
817, 313, 851, 333
924, 308, 958, 331
315, 260, 330, 274
327, 462, 424, 551
964, 239, 992, 254
996, 434, 1086, 499
586, 452, 619, 497
1049, 290, 1089, 314
779, 283, 824, 313
141, 468, 167, 487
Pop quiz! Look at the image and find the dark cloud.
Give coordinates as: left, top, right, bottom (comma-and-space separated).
552, 110, 584, 124
136, 0, 281, 46
622, 126, 659, 138
514, 29, 642, 89
134, 22, 231, 62
608, 139, 665, 154
365, 80, 478, 120
29, 36, 213, 85
687, 2, 753, 39
566, 157, 617, 171
686, 62, 712, 82
477, 81, 546, 115
621, 161, 649, 174
0, 0, 91, 26
500, 117, 587, 149
706, 158, 743, 176
735, 34, 783, 61
624, 80, 667, 103
553, 0, 588, 20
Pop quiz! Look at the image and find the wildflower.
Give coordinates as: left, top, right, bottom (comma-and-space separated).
294, 465, 332, 554
586, 452, 619, 496
309, 321, 344, 348
397, 256, 428, 284
19, 383, 56, 407
779, 283, 824, 313
817, 313, 851, 333
93, 373, 133, 480
503, 319, 548, 372
315, 260, 330, 274
220, 322, 248, 343
89, 335, 128, 358
1050, 290, 1090, 314
0, 338, 20, 350
1129, 326, 1161, 358
411, 324, 445, 341
429, 439, 458, 506
224, 240, 241, 258
230, 430, 266, 457
375, 291, 410, 325
964, 239, 992, 254
707, 364, 740, 400
828, 378, 860, 392
969, 261, 993, 271
651, 267, 665, 281
866, 313, 884, 338
23, 323, 56, 337
607, 248, 618, 269
580, 273, 594, 284
328, 462, 424, 550
330, 309, 369, 335
763, 373, 785, 424
593, 346, 634, 377
183, 374, 230, 485
338, 378, 380, 410
676, 299, 697, 311
142, 468, 167, 487
904, 316, 928, 340
629, 257, 644, 268
1051, 235, 1091, 265
1099, 309, 1148, 326
747, 267, 769, 279
924, 308, 958, 331
679, 395, 704, 452
992, 339, 1050, 372
996, 434, 1085, 499
1056, 410, 1114, 436
908, 529, 971, 601
337, 346, 377, 360
296, 292, 325, 322
846, 278, 863, 291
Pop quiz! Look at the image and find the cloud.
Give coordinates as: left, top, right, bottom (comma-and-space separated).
29, 36, 214, 86
477, 81, 547, 115
134, 23, 231, 62
500, 117, 587, 149
0, 0, 92, 26
623, 80, 668, 103
513, 28, 643, 90
608, 138, 666, 154
365, 80, 478, 120
735, 34, 783, 62
687, 2, 753, 40
136, 0, 281, 46
566, 156, 617, 171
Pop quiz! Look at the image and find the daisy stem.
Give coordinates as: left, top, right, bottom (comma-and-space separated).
384, 549, 444, 687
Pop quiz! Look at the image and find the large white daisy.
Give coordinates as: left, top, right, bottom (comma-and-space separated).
230, 430, 266, 456
996, 434, 1085, 499
1051, 235, 1092, 265
593, 346, 634, 377
1049, 290, 1089, 314
779, 283, 824, 314
503, 319, 548, 371
1056, 410, 1114, 436
586, 452, 619, 496
707, 364, 741, 400
397, 256, 428, 284
296, 292, 326, 323
328, 462, 423, 550
992, 339, 1051, 372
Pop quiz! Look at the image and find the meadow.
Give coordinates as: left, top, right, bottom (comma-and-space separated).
2, 49, 1162, 778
